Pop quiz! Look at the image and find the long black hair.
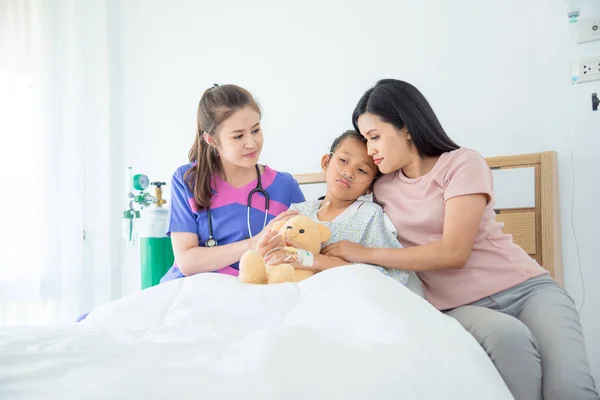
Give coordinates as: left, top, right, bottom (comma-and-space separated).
352, 79, 459, 157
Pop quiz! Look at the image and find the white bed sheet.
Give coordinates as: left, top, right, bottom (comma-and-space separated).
0, 265, 513, 400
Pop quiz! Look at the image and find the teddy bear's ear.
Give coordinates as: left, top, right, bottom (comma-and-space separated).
317, 222, 332, 243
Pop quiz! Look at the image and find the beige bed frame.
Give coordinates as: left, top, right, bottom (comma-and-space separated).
293, 151, 563, 285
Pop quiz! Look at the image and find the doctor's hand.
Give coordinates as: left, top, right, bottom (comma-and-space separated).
321, 240, 370, 264
252, 209, 299, 257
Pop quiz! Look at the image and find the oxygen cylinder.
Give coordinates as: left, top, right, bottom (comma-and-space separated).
139, 181, 174, 289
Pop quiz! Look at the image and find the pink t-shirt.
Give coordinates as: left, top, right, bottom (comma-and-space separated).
374, 148, 546, 310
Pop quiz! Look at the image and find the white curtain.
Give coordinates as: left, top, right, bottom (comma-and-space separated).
0, 0, 121, 325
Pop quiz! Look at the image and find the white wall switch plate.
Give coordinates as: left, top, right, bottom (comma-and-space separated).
573, 58, 600, 83
576, 17, 600, 44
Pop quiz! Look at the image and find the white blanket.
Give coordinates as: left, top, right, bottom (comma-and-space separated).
0, 265, 513, 400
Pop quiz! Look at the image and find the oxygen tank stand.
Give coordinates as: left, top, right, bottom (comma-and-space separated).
122, 169, 173, 293
139, 181, 174, 289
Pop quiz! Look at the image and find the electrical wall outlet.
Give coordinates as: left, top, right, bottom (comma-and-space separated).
576, 17, 600, 44
574, 58, 600, 83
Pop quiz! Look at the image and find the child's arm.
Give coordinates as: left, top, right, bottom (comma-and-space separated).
354, 203, 404, 250
301, 253, 348, 271
265, 247, 349, 270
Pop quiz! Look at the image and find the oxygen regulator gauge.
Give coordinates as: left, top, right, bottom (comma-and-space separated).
129, 174, 156, 207
133, 174, 150, 191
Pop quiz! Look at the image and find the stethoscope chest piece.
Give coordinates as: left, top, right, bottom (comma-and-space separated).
205, 207, 218, 247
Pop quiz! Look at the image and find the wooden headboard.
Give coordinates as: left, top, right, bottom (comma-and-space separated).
293, 151, 563, 285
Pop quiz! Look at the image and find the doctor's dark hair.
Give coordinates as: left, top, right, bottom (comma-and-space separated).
185, 84, 261, 209
352, 79, 459, 157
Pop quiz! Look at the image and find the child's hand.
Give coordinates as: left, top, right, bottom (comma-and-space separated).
265, 249, 297, 266
322, 240, 368, 263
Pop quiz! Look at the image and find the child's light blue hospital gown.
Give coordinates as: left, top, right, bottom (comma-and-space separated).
289, 200, 411, 285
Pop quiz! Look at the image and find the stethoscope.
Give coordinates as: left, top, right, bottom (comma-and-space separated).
205, 164, 270, 247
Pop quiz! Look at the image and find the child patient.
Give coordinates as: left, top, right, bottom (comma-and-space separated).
265, 130, 413, 286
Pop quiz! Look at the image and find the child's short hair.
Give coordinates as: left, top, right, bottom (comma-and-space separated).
329, 129, 365, 153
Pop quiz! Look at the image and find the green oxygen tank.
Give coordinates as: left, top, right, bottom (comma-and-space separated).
139, 181, 174, 289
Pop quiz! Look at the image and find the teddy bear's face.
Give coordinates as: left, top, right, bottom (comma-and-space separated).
277, 215, 331, 255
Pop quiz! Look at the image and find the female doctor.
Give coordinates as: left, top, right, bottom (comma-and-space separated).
160, 84, 304, 282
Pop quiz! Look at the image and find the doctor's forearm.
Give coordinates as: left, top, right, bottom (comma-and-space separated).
177, 240, 254, 276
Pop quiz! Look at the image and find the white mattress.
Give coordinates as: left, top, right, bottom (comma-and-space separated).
0, 265, 513, 399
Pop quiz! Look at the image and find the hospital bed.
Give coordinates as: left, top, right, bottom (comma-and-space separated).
0, 152, 561, 400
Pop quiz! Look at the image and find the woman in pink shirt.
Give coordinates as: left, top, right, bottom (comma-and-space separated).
323, 79, 598, 400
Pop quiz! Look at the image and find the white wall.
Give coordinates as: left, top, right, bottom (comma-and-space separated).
111, 0, 600, 383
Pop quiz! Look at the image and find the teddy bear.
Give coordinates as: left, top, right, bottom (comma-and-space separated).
238, 215, 332, 284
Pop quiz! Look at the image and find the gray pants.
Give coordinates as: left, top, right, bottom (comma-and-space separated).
445, 274, 599, 400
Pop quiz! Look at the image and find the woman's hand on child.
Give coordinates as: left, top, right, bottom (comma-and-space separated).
322, 240, 369, 263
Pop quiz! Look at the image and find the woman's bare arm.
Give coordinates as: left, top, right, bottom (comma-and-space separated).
322, 194, 487, 272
